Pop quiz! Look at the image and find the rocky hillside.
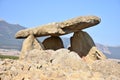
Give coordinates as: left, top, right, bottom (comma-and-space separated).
0, 19, 25, 50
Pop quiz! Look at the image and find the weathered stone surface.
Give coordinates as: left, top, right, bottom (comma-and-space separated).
0, 49, 120, 80
24, 49, 55, 64
20, 35, 44, 60
15, 16, 100, 38
42, 36, 64, 50
91, 59, 120, 79
24, 49, 89, 72
85, 46, 106, 64
69, 31, 95, 57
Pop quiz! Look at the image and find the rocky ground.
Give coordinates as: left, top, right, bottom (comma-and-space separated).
0, 49, 120, 80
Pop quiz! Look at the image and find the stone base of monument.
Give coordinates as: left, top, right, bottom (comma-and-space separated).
0, 49, 119, 80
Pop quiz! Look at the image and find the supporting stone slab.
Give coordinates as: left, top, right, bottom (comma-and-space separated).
69, 31, 95, 57
42, 36, 64, 50
20, 35, 44, 60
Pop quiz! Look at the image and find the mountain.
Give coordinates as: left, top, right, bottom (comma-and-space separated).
96, 43, 120, 59
0, 19, 25, 50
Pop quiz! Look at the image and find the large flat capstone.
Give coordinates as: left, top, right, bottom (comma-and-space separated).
15, 16, 100, 38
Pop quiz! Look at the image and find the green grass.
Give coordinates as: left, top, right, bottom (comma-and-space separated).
0, 55, 19, 60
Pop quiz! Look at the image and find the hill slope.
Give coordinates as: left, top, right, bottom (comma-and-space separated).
0, 19, 25, 50
108, 46, 120, 59
96, 43, 120, 59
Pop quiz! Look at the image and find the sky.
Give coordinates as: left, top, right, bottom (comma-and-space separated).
0, 0, 120, 46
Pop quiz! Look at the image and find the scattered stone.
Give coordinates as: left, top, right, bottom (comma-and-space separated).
85, 46, 106, 64
42, 36, 64, 50
0, 49, 119, 80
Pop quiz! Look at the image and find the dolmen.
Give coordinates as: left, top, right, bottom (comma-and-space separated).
15, 15, 106, 63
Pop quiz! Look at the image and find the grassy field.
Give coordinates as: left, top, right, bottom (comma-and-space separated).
0, 55, 19, 60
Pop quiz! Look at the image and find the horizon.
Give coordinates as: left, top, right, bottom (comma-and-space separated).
0, 0, 120, 46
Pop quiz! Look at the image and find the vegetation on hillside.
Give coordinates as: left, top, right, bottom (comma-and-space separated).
0, 54, 19, 60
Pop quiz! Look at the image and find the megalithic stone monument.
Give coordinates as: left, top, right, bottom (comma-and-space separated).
15, 15, 106, 62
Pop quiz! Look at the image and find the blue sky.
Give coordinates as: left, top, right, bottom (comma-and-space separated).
0, 0, 120, 46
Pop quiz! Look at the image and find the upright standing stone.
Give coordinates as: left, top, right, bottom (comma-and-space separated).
20, 35, 45, 60
42, 36, 64, 50
69, 31, 95, 57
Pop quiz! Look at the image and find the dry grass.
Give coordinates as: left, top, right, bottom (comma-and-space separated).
0, 54, 19, 60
